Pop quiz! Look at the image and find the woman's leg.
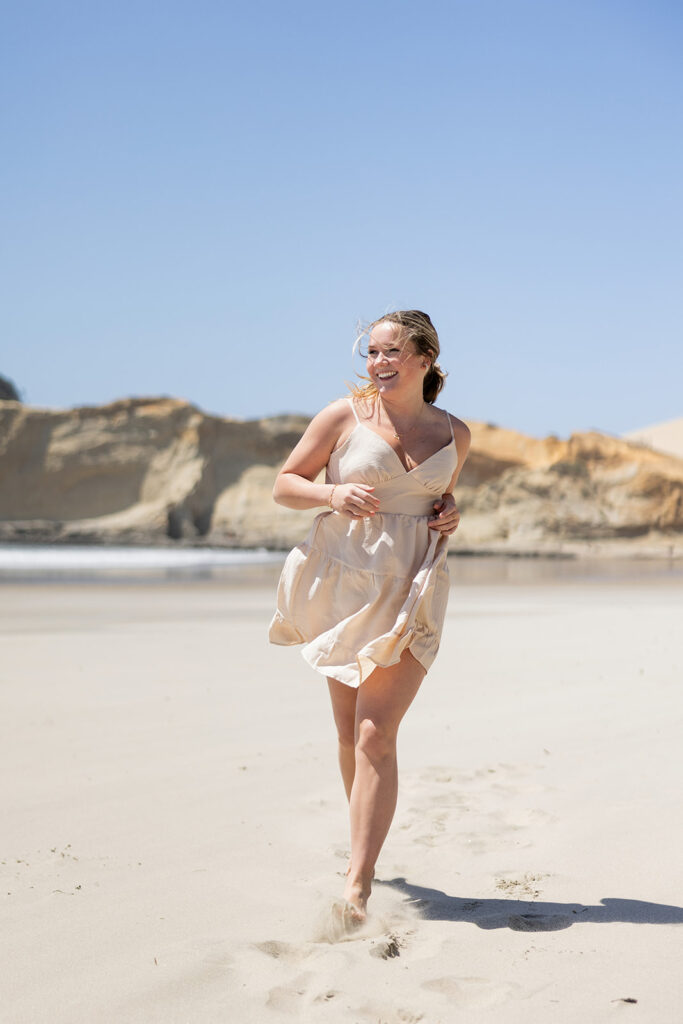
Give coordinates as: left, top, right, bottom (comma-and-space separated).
327, 677, 358, 801
343, 650, 425, 917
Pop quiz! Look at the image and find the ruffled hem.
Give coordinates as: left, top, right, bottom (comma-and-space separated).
302, 621, 437, 688
268, 526, 449, 688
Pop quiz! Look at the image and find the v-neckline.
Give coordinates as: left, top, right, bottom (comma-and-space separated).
357, 423, 455, 474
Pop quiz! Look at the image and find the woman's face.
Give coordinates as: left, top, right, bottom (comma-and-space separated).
366, 322, 428, 397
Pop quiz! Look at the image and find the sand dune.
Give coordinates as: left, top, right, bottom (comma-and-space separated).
624, 415, 683, 460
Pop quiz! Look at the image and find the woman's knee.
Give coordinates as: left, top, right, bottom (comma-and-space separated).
328, 678, 358, 749
336, 722, 356, 750
355, 717, 396, 763
332, 707, 356, 751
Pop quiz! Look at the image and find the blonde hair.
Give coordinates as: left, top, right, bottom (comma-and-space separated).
350, 310, 447, 404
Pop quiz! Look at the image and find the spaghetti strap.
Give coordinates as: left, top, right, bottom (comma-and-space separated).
347, 397, 361, 424
444, 408, 454, 442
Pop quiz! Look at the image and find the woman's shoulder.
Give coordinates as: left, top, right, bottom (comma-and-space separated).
450, 413, 471, 440
325, 396, 357, 422
329, 393, 378, 422
306, 397, 357, 436
433, 407, 471, 449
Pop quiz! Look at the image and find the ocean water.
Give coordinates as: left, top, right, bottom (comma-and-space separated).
0, 544, 286, 583
0, 543, 681, 587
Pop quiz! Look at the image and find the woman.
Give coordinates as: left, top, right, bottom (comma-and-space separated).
269, 310, 471, 924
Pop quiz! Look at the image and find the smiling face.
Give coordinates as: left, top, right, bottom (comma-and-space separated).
365, 321, 430, 397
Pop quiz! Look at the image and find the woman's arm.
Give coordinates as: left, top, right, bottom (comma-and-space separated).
446, 417, 472, 492
428, 416, 472, 534
273, 400, 380, 518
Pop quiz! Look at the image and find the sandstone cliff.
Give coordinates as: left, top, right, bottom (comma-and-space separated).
1, 397, 682, 557
456, 423, 683, 554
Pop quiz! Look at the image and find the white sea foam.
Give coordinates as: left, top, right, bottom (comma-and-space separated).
0, 544, 283, 572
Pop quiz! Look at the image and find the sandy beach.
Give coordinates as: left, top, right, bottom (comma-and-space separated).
2, 560, 683, 1023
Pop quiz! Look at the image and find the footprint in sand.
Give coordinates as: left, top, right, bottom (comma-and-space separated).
312, 989, 340, 1003
396, 761, 556, 859
422, 975, 518, 1009
369, 934, 402, 959
254, 940, 304, 962
495, 872, 550, 899
266, 972, 314, 1013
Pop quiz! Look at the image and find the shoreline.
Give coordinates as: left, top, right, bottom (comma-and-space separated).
2, 554, 683, 589
0, 536, 682, 560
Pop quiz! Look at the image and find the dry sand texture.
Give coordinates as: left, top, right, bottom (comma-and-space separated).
2, 568, 683, 1023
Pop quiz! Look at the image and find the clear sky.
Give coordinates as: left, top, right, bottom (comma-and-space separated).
2, 0, 682, 437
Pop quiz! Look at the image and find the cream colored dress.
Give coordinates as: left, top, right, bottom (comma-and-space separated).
269, 399, 458, 688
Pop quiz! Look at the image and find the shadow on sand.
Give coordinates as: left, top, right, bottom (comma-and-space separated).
379, 877, 683, 932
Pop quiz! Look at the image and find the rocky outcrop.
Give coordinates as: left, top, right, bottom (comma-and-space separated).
1, 397, 682, 556
0, 375, 20, 401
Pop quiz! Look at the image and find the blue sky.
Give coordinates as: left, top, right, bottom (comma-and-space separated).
2, 0, 681, 437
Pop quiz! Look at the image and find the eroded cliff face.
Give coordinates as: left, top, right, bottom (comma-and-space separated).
455, 424, 683, 551
0, 398, 313, 546
1, 397, 682, 555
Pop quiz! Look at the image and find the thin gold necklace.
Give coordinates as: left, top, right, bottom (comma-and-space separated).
379, 398, 425, 440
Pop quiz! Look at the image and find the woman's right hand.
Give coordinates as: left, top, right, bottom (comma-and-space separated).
330, 483, 380, 519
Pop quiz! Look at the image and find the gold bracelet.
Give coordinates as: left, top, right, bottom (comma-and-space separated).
328, 485, 337, 509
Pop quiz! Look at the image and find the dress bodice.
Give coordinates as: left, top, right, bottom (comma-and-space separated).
326, 417, 458, 516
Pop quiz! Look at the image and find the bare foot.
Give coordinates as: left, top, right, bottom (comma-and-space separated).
321, 899, 365, 942
342, 879, 369, 923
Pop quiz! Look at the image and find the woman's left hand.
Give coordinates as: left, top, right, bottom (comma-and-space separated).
428, 493, 460, 535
